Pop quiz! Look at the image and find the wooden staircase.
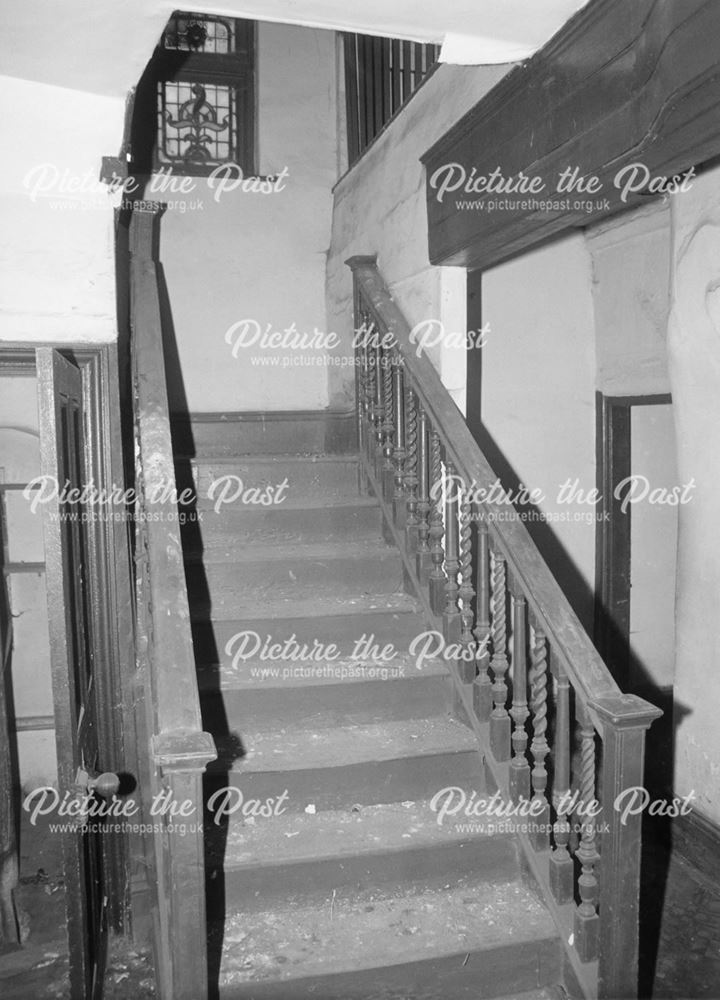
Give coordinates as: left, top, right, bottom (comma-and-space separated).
175, 424, 566, 999
126, 210, 660, 1000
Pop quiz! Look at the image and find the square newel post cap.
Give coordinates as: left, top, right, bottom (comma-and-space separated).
589, 692, 663, 730
345, 254, 378, 271
153, 730, 218, 772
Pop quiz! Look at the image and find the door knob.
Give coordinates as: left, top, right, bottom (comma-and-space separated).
75, 767, 121, 799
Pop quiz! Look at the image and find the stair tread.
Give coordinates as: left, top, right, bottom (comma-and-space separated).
221, 715, 478, 772
190, 494, 378, 513
181, 453, 361, 466
198, 653, 447, 689
187, 537, 395, 566
193, 611, 431, 656
218, 878, 554, 988
191, 591, 421, 622
221, 798, 498, 869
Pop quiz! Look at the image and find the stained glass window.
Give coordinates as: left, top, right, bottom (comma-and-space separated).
157, 81, 237, 167
133, 11, 255, 175
162, 13, 234, 53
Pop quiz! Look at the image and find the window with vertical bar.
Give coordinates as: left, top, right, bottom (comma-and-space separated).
343, 34, 440, 165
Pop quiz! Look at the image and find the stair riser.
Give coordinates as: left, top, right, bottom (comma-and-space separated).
217, 838, 520, 911
199, 676, 452, 731
172, 410, 357, 457
192, 612, 433, 667
217, 938, 562, 999
185, 552, 405, 610
204, 750, 483, 815
176, 458, 361, 501
181, 505, 383, 554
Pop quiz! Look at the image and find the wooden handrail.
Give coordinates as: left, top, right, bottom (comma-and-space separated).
347, 255, 662, 999
129, 205, 216, 1000
348, 255, 627, 714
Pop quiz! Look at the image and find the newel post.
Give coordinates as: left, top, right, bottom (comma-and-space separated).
590, 693, 662, 1000
153, 732, 217, 1000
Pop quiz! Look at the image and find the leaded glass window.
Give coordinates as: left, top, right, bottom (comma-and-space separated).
163, 13, 234, 53
134, 11, 255, 176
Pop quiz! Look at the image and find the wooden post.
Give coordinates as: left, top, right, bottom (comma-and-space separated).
415, 406, 432, 581
473, 517, 492, 721
428, 430, 446, 614
154, 738, 217, 1000
591, 693, 662, 999
404, 387, 419, 550
528, 627, 550, 852
442, 459, 461, 643
488, 549, 511, 761
508, 596, 531, 802
549, 666, 574, 904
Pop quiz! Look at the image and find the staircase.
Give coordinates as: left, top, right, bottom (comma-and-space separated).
175, 415, 566, 1000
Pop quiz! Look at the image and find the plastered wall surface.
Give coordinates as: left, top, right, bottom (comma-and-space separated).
153, 23, 339, 413
327, 63, 509, 413
668, 165, 720, 825
587, 202, 672, 396
0, 76, 125, 344
482, 233, 597, 628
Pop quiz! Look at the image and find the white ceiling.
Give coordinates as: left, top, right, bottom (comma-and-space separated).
1, 0, 588, 97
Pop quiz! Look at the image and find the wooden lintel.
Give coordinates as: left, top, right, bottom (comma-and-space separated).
422, 0, 720, 270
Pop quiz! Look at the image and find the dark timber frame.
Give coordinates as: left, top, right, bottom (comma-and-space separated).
422, 0, 720, 271
0, 342, 137, 938
594, 393, 673, 692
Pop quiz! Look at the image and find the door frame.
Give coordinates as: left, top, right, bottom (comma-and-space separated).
594, 391, 673, 689
0, 342, 136, 937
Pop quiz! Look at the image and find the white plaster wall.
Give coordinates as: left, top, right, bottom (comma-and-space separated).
668, 165, 720, 824
0, 76, 125, 343
327, 63, 510, 412
482, 234, 598, 628
587, 202, 672, 396
154, 23, 338, 412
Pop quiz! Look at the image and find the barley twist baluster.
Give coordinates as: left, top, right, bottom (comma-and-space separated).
509, 595, 531, 802
416, 405, 432, 582
473, 517, 492, 721
457, 496, 476, 683
574, 702, 600, 962
361, 312, 375, 465
550, 666, 574, 904
392, 360, 406, 527
380, 347, 395, 500
528, 627, 550, 851
372, 333, 384, 475
428, 430, 446, 614
404, 387, 419, 550
489, 548, 511, 761
442, 458, 461, 643
354, 306, 365, 468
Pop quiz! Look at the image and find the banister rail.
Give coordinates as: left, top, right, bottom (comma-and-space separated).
346, 255, 662, 1000
129, 205, 216, 1000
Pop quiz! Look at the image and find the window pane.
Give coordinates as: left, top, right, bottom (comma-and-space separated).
163, 13, 234, 53
157, 81, 237, 166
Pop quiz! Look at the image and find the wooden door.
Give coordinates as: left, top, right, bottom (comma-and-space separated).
0, 481, 19, 947
37, 348, 112, 999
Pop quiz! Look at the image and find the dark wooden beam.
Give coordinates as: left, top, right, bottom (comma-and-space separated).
422, 0, 720, 270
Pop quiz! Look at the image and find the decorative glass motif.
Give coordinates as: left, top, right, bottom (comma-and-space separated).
157, 81, 236, 166
162, 13, 233, 53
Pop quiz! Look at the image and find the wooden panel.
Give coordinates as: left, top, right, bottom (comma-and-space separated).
0, 479, 20, 947
422, 0, 720, 269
